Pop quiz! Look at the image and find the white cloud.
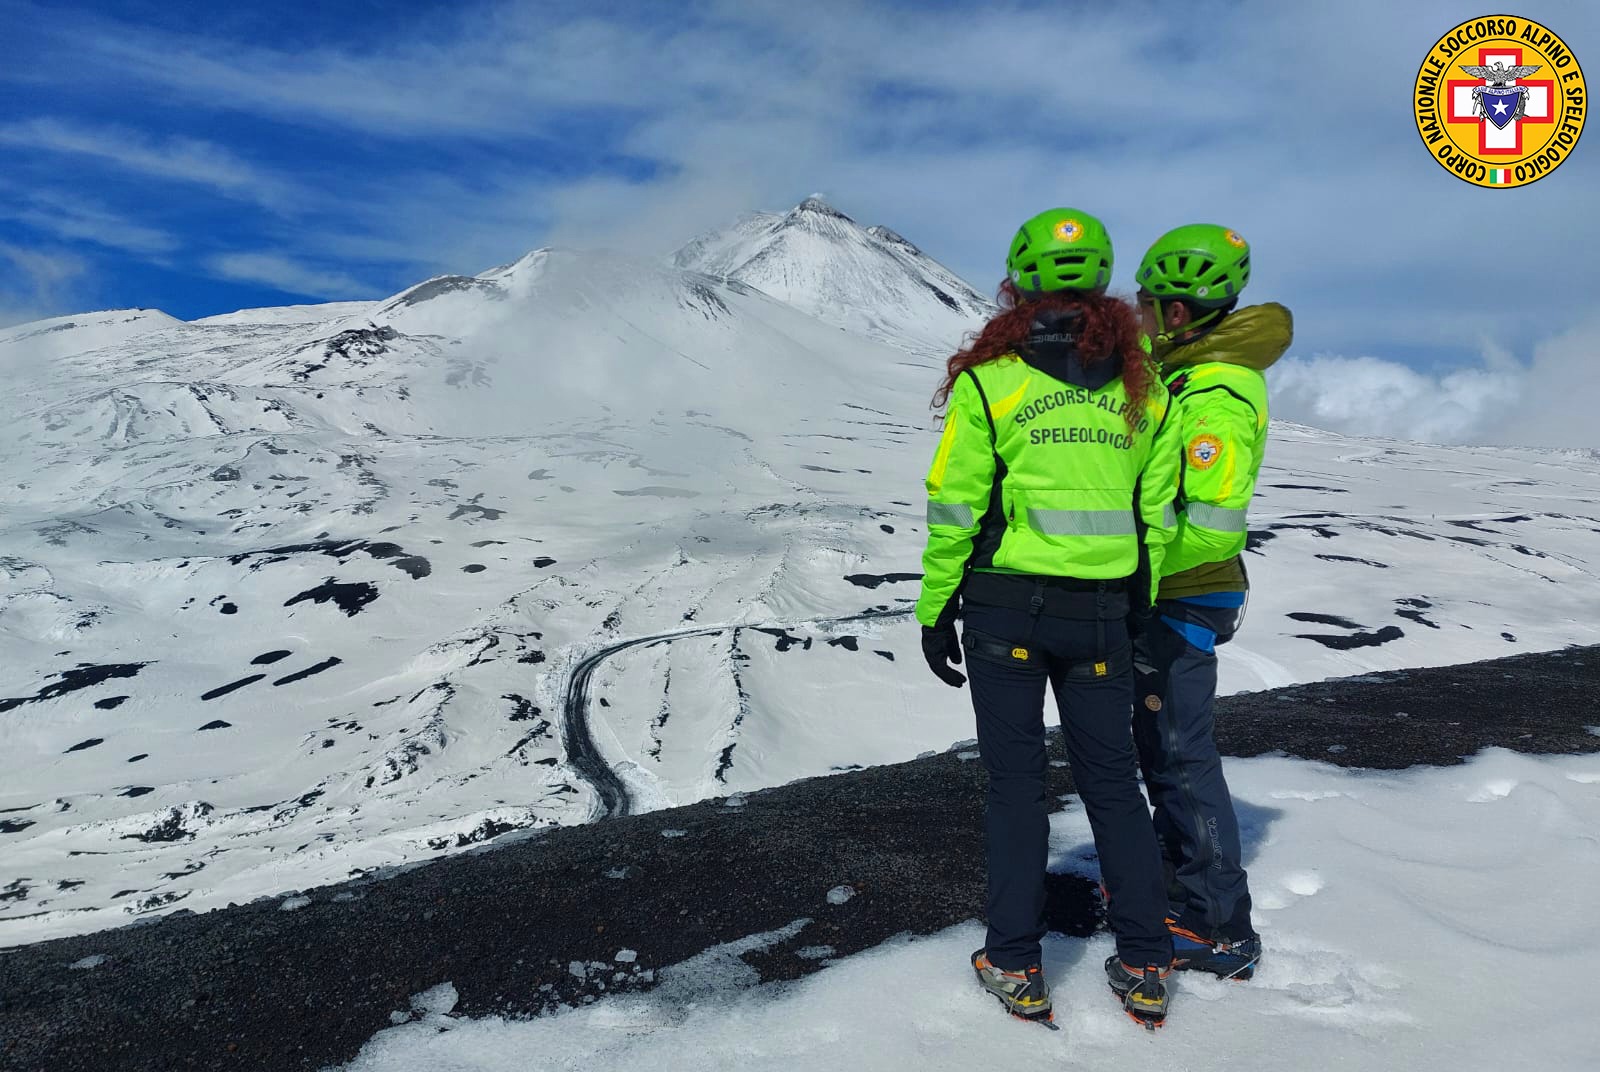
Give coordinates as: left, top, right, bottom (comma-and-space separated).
1270, 319, 1600, 448
206, 252, 377, 300
0, 242, 87, 328
0, 119, 297, 210
41, 17, 603, 139
0, 303, 48, 331
81, 0, 1577, 362
1496, 322, 1600, 448
1271, 355, 1515, 444
0, 188, 178, 256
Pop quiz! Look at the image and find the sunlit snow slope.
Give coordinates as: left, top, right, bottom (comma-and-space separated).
673, 197, 994, 355
3, 198, 1599, 947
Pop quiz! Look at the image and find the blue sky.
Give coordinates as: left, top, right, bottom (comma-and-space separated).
1, 0, 1596, 399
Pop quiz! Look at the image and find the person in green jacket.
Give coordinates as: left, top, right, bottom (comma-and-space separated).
917, 208, 1184, 1030
1130, 223, 1293, 980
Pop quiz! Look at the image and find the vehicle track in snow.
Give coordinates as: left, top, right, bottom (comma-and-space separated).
562, 607, 914, 820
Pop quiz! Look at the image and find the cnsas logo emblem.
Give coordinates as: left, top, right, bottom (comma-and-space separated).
1053, 219, 1085, 243
1414, 16, 1586, 188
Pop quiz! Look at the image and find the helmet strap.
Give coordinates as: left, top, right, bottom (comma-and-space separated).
1153, 301, 1227, 347
1144, 295, 1172, 342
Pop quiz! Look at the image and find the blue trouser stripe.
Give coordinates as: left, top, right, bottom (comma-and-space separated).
1176, 591, 1246, 609
1161, 614, 1217, 654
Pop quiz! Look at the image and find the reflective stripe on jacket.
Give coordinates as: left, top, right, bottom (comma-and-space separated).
915, 354, 1182, 628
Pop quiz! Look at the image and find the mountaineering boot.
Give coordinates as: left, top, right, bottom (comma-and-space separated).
1170, 926, 1262, 981
972, 949, 1057, 1028
1104, 957, 1170, 1030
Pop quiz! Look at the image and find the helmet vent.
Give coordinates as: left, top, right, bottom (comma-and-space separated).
1138, 224, 1252, 305
1006, 207, 1112, 294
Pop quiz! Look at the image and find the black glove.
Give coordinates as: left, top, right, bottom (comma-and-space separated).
921, 623, 966, 688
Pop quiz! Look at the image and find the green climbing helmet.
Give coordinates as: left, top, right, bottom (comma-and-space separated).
1136, 224, 1251, 308
1005, 208, 1113, 295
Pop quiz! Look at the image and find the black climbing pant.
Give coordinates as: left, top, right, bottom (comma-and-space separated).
962, 599, 1173, 971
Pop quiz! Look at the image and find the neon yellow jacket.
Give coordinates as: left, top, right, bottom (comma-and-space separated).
915, 349, 1182, 628
1155, 303, 1293, 598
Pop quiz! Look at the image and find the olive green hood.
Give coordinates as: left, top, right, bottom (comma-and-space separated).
1158, 302, 1293, 373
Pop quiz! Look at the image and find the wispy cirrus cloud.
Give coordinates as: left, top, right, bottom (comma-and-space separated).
206, 252, 377, 300
0, 118, 299, 211
33, 6, 749, 139
25, 0, 1585, 349
0, 187, 178, 256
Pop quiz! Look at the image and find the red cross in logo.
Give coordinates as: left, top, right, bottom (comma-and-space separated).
1447, 47, 1555, 155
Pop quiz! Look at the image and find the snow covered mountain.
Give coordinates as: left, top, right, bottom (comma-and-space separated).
0, 308, 183, 364
672, 197, 994, 354
3, 199, 1600, 948
0, 230, 951, 945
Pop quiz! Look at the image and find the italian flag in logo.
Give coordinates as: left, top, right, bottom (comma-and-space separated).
1489, 168, 1513, 185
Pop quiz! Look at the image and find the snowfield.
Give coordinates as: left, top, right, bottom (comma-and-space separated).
336, 749, 1600, 1070
3, 198, 1599, 952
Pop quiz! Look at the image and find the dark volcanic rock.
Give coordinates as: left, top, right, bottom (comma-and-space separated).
228, 539, 429, 580
1314, 554, 1390, 568
0, 663, 148, 713
1294, 625, 1406, 650
284, 579, 380, 617
3, 645, 1598, 1071
1286, 612, 1364, 629
271, 658, 342, 687
251, 651, 293, 666
199, 676, 265, 701
843, 572, 920, 589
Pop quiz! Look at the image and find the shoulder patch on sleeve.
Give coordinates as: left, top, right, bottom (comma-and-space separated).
1187, 433, 1223, 470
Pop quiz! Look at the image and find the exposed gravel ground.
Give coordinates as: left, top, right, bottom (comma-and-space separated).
3, 644, 1596, 1072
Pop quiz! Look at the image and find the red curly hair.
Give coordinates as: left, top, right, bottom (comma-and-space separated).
934, 280, 1153, 427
